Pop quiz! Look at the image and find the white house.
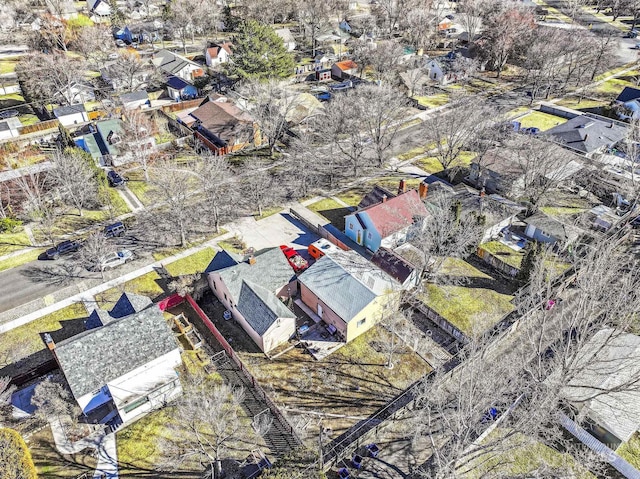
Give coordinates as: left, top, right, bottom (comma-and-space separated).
0, 118, 22, 140
274, 28, 296, 51
53, 104, 89, 127
205, 42, 232, 67
207, 248, 297, 355
119, 90, 150, 110
153, 49, 204, 83
50, 293, 182, 428
86, 0, 111, 17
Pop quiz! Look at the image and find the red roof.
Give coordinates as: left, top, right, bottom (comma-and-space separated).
359, 190, 428, 238
334, 60, 358, 71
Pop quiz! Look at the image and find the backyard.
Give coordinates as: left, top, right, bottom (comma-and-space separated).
516, 111, 566, 131
306, 197, 352, 231
29, 426, 97, 478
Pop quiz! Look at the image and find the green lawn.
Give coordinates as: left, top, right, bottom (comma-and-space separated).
439, 257, 492, 279
413, 93, 450, 108
154, 132, 175, 145
417, 156, 445, 174
218, 236, 246, 254
0, 227, 31, 255
464, 429, 595, 479
539, 206, 587, 217
554, 97, 606, 110
0, 59, 17, 75
164, 247, 216, 276
594, 77, 636, 96
480, 241, 524, 269
618, 432, 640, 470
307, 197, 351, 231
517, 111, 567, 131
367, 176, 422, 191
0, 93, 24, 103
18, 114, 40, 127
125, 170, 152, 206
336, 189, 367, 207
0, 248, 44, 273
0, 303, 87, 370
398, 145, 430, 162
96, 271, 165, 310
420, 284, 514, 336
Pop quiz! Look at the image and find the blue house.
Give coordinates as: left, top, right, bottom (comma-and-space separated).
166, 76, 198, 101
344, 190, 428, 253
113, 26, 133, 44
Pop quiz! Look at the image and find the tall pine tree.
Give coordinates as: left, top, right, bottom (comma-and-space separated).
225, 21, 295, 81
517, 242, 539, 284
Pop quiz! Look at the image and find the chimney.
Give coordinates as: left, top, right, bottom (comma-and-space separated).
480, 188, 485, 199
398, 179, 406, 195
419, 182, 428, 199
248, 255, 256, 265
44, 333, 55, 351
382, 194, 387, 203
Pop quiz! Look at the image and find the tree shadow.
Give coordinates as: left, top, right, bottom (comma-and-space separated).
21, 261, 96, 286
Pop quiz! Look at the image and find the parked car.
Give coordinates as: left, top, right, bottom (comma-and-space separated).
45, 240, 81, 260
104, 221, 126, 238
99, 249, 133, 270
107, 170, 125, 187
279, 245, 309, 273
625, 29, 639, 38
338, 468, 350, 479
351, 454, 363, 470
115, 39, 126, 47
0, 109, 19, 119
366, 443, 380, 458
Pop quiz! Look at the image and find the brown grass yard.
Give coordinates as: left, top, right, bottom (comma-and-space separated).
237, 327, 431, 445
29, 426, 97, 478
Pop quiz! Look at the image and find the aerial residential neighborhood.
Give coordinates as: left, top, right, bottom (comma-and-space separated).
3, 0, 640, 478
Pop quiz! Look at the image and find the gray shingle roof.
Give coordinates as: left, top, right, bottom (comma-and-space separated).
546, 115, 628, 154
120, 90, 149, 104
55, 305, 178, 399
154, 49, 198, 75
53, 104, 86, 118
562, 329, 640, 443
523, 212, 581, 242
237, 280, 293, 335
297, 255, 377, 322
216, 247, 294, 301
109, 292, 153, 319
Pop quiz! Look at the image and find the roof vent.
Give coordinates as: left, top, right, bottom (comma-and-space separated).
578, 121, 595, 129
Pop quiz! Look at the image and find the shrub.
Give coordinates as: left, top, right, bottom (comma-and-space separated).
0, 217, 22, 233
0, 428, 37, 479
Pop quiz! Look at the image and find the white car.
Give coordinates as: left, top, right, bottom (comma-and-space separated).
100, 249, 133, 270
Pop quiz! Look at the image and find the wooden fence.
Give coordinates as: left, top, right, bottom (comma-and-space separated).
476, 247, 519, 278
17, 119, 59, 135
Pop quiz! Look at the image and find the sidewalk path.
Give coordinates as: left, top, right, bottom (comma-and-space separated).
93, 434, 118, 479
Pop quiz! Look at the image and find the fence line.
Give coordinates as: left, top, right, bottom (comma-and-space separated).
183, 294, 303, 445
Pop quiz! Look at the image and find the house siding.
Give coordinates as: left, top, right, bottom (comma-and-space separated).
262, 316, 296, 353
524, 224, 558, 244
57, 112, 88, 127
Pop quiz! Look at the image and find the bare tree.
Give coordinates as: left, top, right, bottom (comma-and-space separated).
16, 53, 87, 108
78, 233, 116, 277
192, 154, 236, 234
318, 91, 374, 178
400, 66, 428, 97
506, 134, 570, 206
242, 160, 279, 217
47, 150, 99, 217
285, 130, 324, 198
352, 84, 409, 167
480, 4, 536, 78
420, 96, 490, 173
168, 273, 203, 299
351, 40, 406, 83
408, 195, 483, 282
160, 381, 247, 479
147, 162, 198, 247
121, 110, 155, 180
164, 0, 211, 54
102, 49, 151, 92
373, 0, 426, 36
376, 296, 411, 369
31, 377, 74, 424
295, 0, 344, 57
238, 80, 301, 156
457, 0, 493, 43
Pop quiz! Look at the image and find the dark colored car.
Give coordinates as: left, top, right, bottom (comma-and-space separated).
104, 221, 126, 238
315, 91, 332, 102
0, 109, 19, 119
107, 170, 125, 187
45, 240, 81, 260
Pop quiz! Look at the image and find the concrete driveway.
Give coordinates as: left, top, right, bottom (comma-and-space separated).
226, 212, 319, 253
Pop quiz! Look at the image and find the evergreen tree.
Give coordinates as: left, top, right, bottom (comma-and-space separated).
58, 123, 75, 149
225, 20, 295, 81
517, 242, 539, 284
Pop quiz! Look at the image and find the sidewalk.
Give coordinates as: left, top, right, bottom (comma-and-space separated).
0, 230, 232, 334
93, 434, 118, 479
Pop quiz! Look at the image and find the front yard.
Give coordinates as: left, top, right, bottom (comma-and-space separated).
516, 111, 566, 131
0, 303, 87, 376
29, 426, 97, 478
307, 197, 352, 231
0, 227, 32, 255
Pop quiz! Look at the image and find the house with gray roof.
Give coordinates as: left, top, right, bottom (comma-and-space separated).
207, 248, 297, 354
53, 104, 88, 127
561, 329, 640, 448
152, 49, 204, 83
523, 211, 583, 249
545, 114, 628, 157
50, 298, 181, 428
297, 249, 399, 344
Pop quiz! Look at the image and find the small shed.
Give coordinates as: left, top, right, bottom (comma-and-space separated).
316, 69, 332, 81
331, 60, 358, 80
54, 104, 89, 127
166, 76, 197, 101
119, 90, 150, 110
0, 118, 22, 140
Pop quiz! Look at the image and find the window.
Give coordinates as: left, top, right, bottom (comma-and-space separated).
357, 318, 366, 327
224, 293, 227, 301
349, 223, 353, 230
212, 281, 216, 290
122, 395, 149, 414
367, 231, 372, 240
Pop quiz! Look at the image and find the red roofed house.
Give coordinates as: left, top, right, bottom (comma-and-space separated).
205, 42, 233, 67
344, 189, 429, 253
331, 60, 358, 80
187, 96, 261, 155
